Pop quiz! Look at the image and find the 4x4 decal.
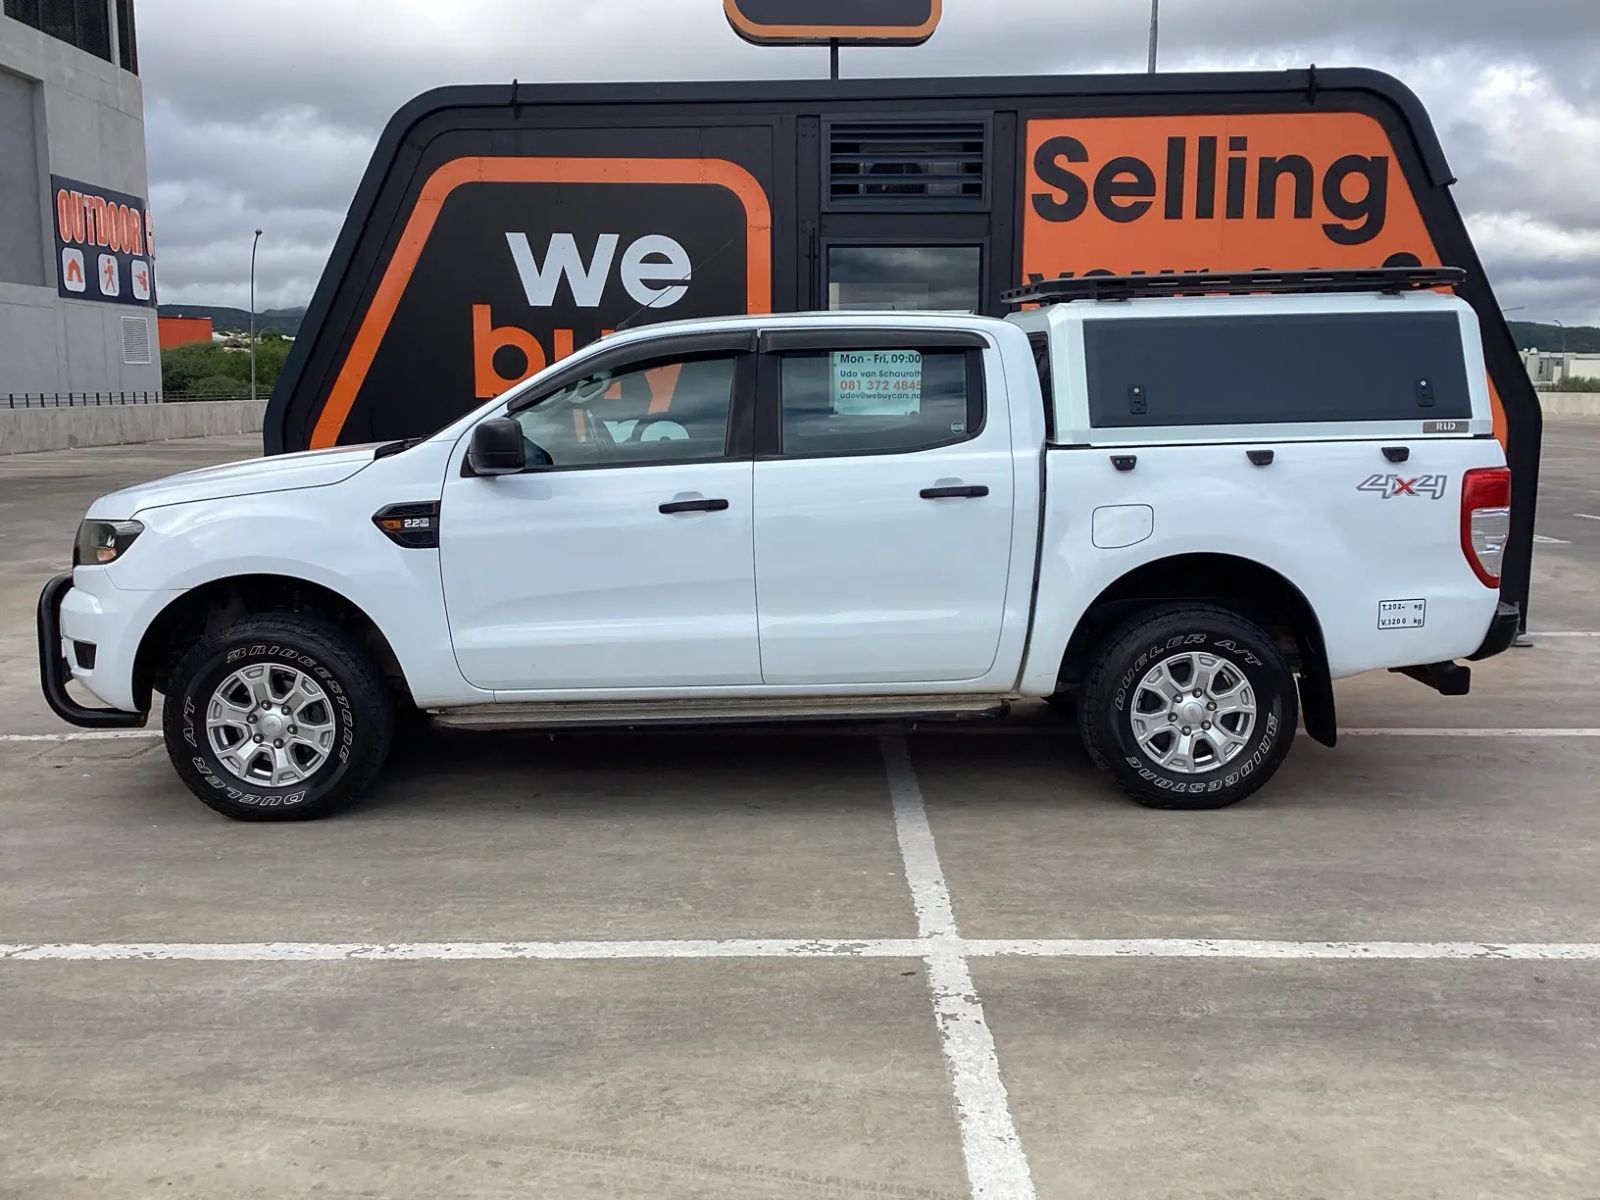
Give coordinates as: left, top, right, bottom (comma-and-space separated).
1357, 473, 1449, 500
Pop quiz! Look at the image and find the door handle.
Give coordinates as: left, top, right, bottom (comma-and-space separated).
920, 485, 989, 500
659, 498, 730, 514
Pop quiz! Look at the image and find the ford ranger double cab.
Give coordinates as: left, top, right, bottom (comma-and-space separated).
39, 268, 1521, 820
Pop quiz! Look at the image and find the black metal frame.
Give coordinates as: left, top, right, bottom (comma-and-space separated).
1002, 266, 1468, 306
36, 573, 147, 729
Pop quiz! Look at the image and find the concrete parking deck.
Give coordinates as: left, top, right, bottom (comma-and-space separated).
2, 424, 1598, 1199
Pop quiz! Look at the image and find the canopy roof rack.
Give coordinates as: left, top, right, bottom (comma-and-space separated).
1002, 266, 1466, 307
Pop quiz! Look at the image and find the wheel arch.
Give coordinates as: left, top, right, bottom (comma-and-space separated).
1056, 552, 1336, 746
132, 573, 411, 711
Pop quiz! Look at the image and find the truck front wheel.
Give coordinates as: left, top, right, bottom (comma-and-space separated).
1078, 604, 1298, 810
161, 613, 395, 821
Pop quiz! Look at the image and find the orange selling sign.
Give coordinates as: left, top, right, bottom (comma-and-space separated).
1021, 112, 1441, 283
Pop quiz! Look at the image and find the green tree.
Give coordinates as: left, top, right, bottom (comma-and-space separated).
162, 339, 293, 397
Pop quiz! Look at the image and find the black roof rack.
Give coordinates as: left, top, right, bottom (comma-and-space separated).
1001, 266, 1466, 307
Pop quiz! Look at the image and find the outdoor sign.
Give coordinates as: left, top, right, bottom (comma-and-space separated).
51, 174, 155, 307
724, 0, 941, 45
1022, 112, 1436, 283
300, 154, 771, 452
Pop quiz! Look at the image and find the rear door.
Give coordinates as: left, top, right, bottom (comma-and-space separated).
752, 329, 1015, 685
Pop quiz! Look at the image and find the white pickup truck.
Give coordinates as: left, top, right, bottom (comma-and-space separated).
39, 269, 1520, 820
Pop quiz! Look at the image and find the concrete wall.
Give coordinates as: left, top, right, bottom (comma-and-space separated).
1539, 391, 1600, 417
0, 401, 267, 455
0, 9, 160, 397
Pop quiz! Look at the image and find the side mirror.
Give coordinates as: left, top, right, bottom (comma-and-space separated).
466, 418, 527, 476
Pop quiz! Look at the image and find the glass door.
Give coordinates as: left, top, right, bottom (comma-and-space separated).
824, 244, 983, 313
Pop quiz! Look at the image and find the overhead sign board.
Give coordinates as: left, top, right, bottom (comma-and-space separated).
724, 0, 941, 45
51, 174, 156, 307
300, 154, 771, 450
1021, 113, 1437, 284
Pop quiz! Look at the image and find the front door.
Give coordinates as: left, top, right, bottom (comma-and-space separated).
440, 342, 760, 692
752, 330, 1015, 685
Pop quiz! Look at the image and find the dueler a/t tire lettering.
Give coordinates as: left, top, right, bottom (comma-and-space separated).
162, 613, 395, 821
1078, 603, 1298, 810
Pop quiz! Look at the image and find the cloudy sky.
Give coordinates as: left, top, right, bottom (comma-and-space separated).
137, 0, 1600, 325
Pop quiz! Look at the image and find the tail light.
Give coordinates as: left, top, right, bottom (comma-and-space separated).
1460, 467, 1511, 588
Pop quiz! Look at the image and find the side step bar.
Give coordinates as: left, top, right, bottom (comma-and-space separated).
430, 694, 1010, 731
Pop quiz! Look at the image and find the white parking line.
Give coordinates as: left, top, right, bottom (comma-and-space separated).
882, 734, 1037, 1200
1338, 728, 1600, 737
1527, 631, 1600, 638
1534, 534, 1570, 544
882, 736, 958, 940
6, 937, 1598, 963
963, 939, 1600, 961
1575, 513, 1600, 521
0, 939, 927, 962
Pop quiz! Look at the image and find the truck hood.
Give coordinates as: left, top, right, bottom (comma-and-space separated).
86, 445, 381, 518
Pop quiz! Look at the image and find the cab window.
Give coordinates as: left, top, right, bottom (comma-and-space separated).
511, 353, 739, 468
777, 348, 980, 457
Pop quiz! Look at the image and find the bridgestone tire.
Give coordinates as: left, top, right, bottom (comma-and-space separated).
162, 613, 395, 821
1078, 604, 1298, 810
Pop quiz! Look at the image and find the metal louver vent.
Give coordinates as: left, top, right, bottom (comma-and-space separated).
829, 121, 986, 205
120, 315, 151, 364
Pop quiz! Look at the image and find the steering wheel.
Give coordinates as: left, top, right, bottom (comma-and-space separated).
628, 418, 690, 443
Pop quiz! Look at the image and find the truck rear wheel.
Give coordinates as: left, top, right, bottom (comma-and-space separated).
1079, 604, 1297, 810
162, 613, 395, 821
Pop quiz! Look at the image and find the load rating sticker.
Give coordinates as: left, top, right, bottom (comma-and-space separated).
1378, 599, 1427, 629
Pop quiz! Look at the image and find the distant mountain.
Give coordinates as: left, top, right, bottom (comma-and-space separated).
158, 305, 306, 337
1508, 320, 1600, 354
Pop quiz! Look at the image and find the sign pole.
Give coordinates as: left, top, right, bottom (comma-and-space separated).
250, 228, 263, 403
1147, 0, 1159, 73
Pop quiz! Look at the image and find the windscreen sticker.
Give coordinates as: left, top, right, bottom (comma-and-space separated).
831, 350, 923, 415
1378, 599, 1427, 629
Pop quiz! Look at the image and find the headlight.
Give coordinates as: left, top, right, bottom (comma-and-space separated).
74, 519, 144, 566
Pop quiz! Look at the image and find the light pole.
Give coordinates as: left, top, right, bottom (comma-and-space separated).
249, 228, 263, 402
1147, 0, 1159, 73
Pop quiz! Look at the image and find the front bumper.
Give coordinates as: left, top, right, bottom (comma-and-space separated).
37, 573, 147, 728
